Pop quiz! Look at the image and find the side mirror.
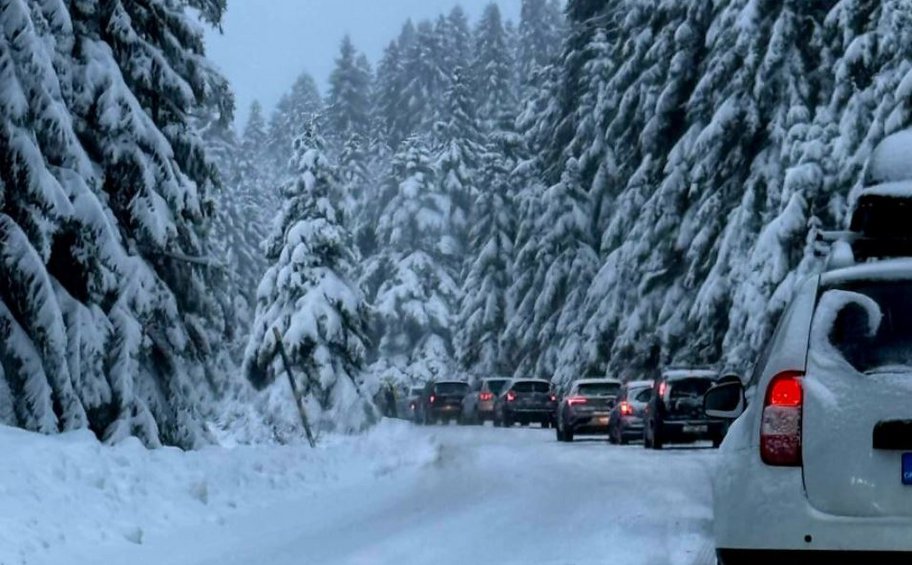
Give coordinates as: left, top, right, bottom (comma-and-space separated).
704, 381, 745, 419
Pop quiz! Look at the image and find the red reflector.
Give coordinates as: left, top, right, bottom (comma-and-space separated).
567, 396, 588, 407
760, 371, 804, 467
507, 391, 516, 402
549, 394, 557, 402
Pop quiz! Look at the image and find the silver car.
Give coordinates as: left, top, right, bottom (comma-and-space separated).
460, 377, 510, 424
607, 380, 652, 444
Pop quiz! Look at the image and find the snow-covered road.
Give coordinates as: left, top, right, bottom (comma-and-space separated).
5, 422, 717, 565
108, 425, 714, 565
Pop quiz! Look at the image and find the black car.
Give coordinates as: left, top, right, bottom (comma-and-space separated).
417, 380, 470, 425
555, 379, 621, 442
493, 379, 556, 428
643, 369, 726, 449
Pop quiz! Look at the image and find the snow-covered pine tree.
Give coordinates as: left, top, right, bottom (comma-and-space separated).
374, 22, 415, 148
434, 66, 485, 268
244, 125, 373, 434
0, 0, 237, 447
369, 135, 460, 382
400, 20, 447, 138
455, 141, 515, 374
517, 0, 564, 92
440, 6, 474, 93
473, 3, 518, 133
326, 36, 373, 147
268, 72, 324, 170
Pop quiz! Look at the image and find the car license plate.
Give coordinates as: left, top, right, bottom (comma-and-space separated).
903, 453, 912, 486
683, 425, 708, 434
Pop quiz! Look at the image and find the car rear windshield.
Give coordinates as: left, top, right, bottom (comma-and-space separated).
668, 378, 714, 399
485, 380, 509, 394
409, 388, 423, 396
434, 382, 469, 395
631, 387, 652, 403
512, 381, 551, 393
577, 382, 620, 396
820, 280, 912, 375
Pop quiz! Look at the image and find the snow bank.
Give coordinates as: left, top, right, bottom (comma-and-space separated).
0, 419, 436, 565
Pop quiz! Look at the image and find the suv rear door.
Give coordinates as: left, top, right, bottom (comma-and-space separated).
664, 377, 715, 420
802, 280, 912, 518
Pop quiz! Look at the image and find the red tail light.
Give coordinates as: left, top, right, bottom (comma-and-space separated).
658, 381, 667, 397
619, 401, 634, 416
760, 371, 804, 467
480, 392, 493, 401
549, 393, 557, 402
567, 396, 588, 407
507, 391, 516, 402
429, 394, 436, 404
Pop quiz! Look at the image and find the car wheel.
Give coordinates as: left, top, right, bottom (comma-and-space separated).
555, 427, 564, 442
643, 426, 653, 448
608, 426, 618, 444
712, 435, 723, 449
541, 420, 550, 429
565, 428, 574, 442
619, 433, 630, 446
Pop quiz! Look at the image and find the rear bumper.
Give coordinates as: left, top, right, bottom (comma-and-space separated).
660, 419, 725, 440
569, 413, 612, 433
505, 408, 553, 420
717, 549, 912, 565
715, 446, 912, 553
428, 406, 461, 419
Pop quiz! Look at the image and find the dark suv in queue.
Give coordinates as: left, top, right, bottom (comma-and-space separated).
493, 379, 556, 428
417, 380, 470, 425
643, 369, 725, 449
555, 378, 621, 442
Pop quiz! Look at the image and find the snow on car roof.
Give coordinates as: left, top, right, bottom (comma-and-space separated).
821, 258, 912, 285
661, 369, 718, 380
624, 380, 653, 388
573, 378, 622, 385
865, 129, 912, 185
857, 180, 912, 199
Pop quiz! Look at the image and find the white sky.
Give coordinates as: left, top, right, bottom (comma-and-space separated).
205, 1, 523, 128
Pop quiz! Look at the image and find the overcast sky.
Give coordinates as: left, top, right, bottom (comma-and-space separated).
205, 1, 523, 128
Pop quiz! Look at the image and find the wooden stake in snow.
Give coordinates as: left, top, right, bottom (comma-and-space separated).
271, 327, 317, 448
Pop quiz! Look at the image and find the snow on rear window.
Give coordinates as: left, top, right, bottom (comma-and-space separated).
812, 283, 912, 375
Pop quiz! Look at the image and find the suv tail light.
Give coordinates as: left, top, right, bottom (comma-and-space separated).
429, 394, 436, 404
760, 371, 804, 466
567, 396, 588, 407
507, 390, 516, 402
480, 392, 493, 401
619, 401, 634, 416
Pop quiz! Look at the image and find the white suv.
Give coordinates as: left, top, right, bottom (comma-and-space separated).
705, 259, 912, 563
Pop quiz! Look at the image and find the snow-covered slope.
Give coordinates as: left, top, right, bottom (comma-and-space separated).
0, 421, 436, 565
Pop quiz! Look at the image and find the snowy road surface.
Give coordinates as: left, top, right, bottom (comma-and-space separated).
5, 422, 717, 565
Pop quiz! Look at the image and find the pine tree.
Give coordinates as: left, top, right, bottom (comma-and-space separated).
0, 0, 236, 447
268, 72, 324, 169
455, 142, 515, 373
473, 3, 518, 132
369, 136, 459, 380
244, 125, 373, 434
518, 0, 564, 92
326, 36, 373, 146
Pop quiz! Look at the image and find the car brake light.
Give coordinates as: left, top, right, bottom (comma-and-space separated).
549, 393, 557, 402
567, 396, 588, 407
507, 391, 516, 402
619, 401, 633, 416
480, 392, 493, 401
760, 370, 804, 467
429, 394, 436, 404
658, 381, 667, 397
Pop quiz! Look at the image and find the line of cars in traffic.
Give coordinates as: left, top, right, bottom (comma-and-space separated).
404, 368, 729, 449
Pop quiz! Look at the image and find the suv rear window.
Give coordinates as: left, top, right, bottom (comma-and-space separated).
668, 378, 714, 399
434, 382, 469, 395
512, 381, 551, 393
819, 280, 912, 375
631, 387, 652, 403
485, 380, 509, 394
577, 382, 620, 396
